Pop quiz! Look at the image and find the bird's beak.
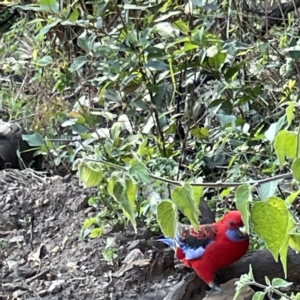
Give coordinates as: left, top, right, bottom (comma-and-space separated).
239, 226, 248, 237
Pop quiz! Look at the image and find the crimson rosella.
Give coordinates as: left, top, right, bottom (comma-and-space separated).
159, 210, 249, 291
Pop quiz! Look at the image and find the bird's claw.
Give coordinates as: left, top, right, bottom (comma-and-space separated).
206, 284, 222, 297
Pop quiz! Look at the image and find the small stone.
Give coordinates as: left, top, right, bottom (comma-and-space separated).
143, 290, 167, 300
38, 289, 47, 296
48, 280, 65, 294
9, 235, 24, 243
123, 249, 144, 264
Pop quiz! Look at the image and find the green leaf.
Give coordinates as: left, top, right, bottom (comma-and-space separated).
235, 184, 252, 233
40, 0, 56, 7
110, 122, 121, 141
125, 177, 137, 210
206, 45, 218, 57
69, 56, 88, 72
83, 217, 97, 229
128, 158, 152, 183
192, 27, 204, 44
137, 139, 154, 157
96, 1, 108, 16
145, 60, 169, 71
90, 227, 103, 238
289, 225, 300, 252
36, 55, 53, 66
172, 183, 200, 229
145, 46, 166, 59
287, 37, 300, 60
279, 214, 295, 277
265, 276, 271, 286
271, 278, 293, 288
252, 291, 266, 300
191, 185, 204, 210
88, 197, 99, 208
69, 8, 79, 22
102, 240, 118, 263
190, 127, 209, 139
191, 0, 206, 7
107, 175, 137, 232
206, 52, 226, 70
286, 188, 300, 204
77, 31, 90, 52
152, 82, 168, 108
286, 102, 295, 128
265, 115, 286, 142
251, 197, 289, 262
292, 157, 300, 181
224, 62, 245, 81
22, 133, 44, 147
157, 199, 178, 238
172, 19, 189, 35
274, 129, 297, 167
182, 42, 199, 52
258, 181, 278, 201
247, 265, 254, 280
78, 162, 103, 187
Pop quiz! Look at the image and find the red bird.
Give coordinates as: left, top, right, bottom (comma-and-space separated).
159, 210, 249, 290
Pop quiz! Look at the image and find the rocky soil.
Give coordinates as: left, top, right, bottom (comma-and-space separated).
0, 169, 216, 300
8, 169, 300, 299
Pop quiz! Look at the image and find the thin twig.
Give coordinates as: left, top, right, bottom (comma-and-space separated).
83, 158, 293, 188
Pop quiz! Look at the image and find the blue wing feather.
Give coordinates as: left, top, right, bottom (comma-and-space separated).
158, 223, 217, 260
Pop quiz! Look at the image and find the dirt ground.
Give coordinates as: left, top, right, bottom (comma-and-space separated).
0, 169, 208, 300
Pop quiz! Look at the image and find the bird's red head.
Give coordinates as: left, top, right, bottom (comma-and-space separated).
220, 210, 245, 230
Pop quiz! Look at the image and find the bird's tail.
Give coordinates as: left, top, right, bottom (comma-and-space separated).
157, 238, 186, 261
157, 238, 175, 249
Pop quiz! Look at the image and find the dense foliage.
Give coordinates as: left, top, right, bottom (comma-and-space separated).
1, 0, 300, 297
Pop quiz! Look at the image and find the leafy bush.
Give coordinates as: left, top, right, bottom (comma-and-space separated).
1, 0, 300, 296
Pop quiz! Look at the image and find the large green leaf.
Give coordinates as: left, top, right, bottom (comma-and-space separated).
279, 213, 295, 277
172, 183, 200, 229
286, 188, 300, 205
40, 0, 56, 6
224, 61, 245, 81
286, 102, 295, 128
252, 292, 266, 300
22, 133, 44, 147
274, 129, 296, 167
271, 278, 293, 288
172, 19, 189, 35
264, 115, 286, 142
107, 175, 137, 232
251, 197, 289, 262
157, 199, 178, 238
69, 8, 79, 22
190, 127, 209, 139
235, 184, 252, 233
39, 0, 59, 11
69, 56, 88, 72
36, 55, 53, 66
289, 225, 300, 253
78, 162, 103, 188
292, 157, 300, 181
191, 185, 204, 211
258, 181, 278, 201
128, 158, 152, 183
125, 177, 137, 211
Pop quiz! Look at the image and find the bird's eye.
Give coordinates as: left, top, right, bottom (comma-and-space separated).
229, 220, 234, 226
